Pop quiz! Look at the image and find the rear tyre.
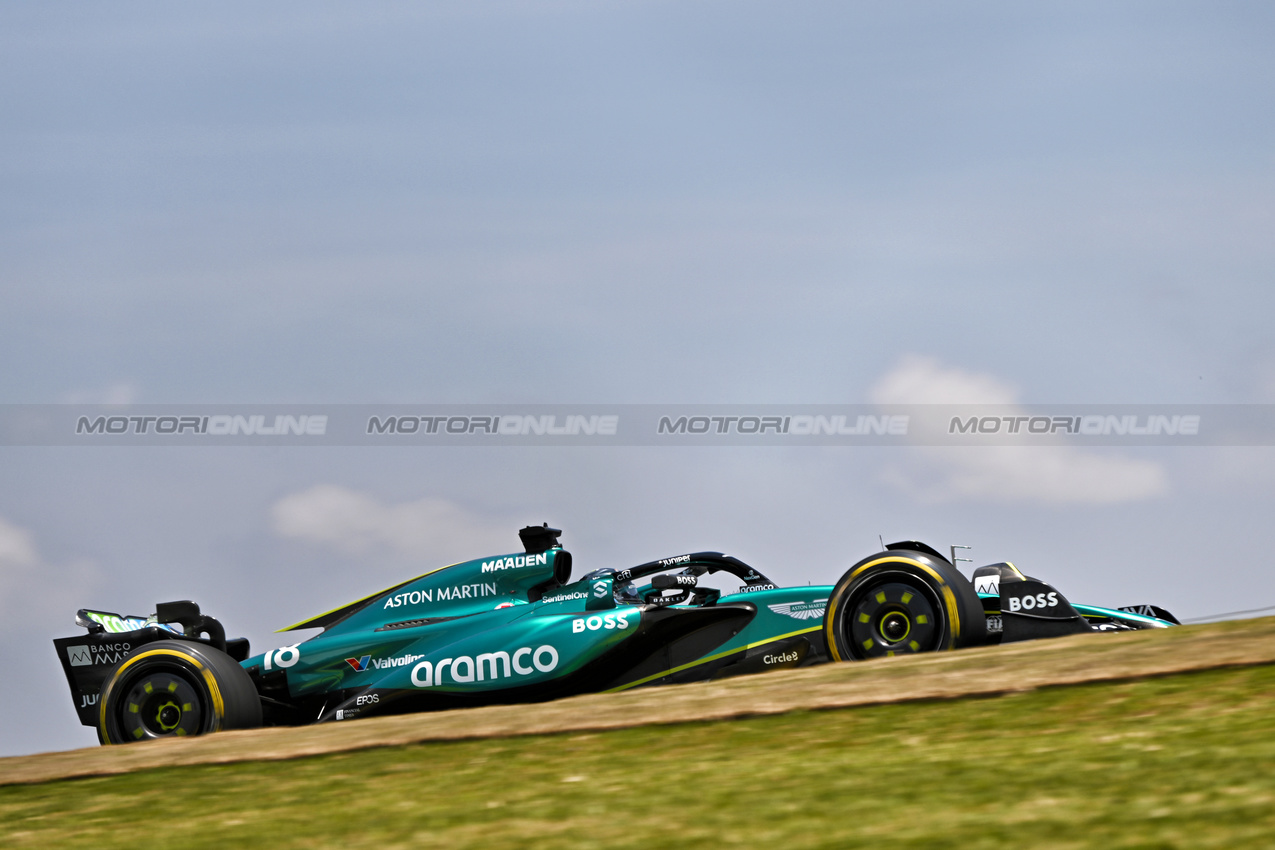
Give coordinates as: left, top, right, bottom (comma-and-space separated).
98, 640, 262, 745
824, 550, 986, 661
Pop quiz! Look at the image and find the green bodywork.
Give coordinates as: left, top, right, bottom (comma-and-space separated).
55, 537, 1181, 735
241, 547, 835, 723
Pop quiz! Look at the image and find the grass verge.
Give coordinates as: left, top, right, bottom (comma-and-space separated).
6, 616, 1275, 786
2, 663, 1274, 849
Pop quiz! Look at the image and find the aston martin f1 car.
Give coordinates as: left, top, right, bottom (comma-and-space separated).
54, 525, 1178, 744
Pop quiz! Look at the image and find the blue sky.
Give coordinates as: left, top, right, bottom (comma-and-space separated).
2, 2, 1274, 756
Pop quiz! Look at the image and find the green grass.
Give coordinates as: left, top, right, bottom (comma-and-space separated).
4, 665, 1274, 849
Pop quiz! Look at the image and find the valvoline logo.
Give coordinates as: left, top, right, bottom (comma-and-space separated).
345, 655, 372, 672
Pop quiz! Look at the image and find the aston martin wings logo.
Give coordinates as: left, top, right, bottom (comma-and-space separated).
768, 599, 828, 620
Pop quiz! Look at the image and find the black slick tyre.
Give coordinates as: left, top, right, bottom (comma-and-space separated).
824, 550, 986, 661
97, 640, 262, 745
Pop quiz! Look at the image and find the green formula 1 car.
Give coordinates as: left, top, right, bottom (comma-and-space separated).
54, 525, 1178, 744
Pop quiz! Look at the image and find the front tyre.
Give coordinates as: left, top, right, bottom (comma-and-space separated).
98, 640, 262, 745
824, 551, 986, 661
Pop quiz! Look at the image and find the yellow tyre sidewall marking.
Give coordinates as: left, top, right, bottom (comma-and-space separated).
825, 557, 960, 662
99, 647, 226, 743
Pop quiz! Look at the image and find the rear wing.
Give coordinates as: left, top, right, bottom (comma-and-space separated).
52, 601, 247, 727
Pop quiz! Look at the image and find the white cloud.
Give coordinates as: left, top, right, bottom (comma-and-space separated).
0, 517, 38, 569
0, 516, 101, 624
870, 356, 1168, 505
870, 354, 1018, 406
271, 486, 514, 564
60, 382, 139, 405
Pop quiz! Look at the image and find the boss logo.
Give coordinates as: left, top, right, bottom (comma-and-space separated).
572, 612, 633, 632
1006, 592, 1059, 613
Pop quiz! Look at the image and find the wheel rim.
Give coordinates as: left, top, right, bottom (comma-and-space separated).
845, 579, 942, 659
117, 671, 205, 740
